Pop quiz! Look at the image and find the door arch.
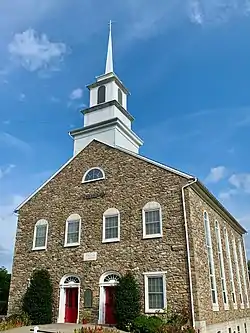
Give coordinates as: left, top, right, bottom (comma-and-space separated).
58, 274, 80, 323
98, 271, 120, 324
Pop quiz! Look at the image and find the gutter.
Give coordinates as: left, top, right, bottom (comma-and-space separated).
181, 177, 197, 328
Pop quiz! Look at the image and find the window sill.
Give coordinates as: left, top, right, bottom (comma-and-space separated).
143, 234, 163, 239
32, 247, 46, 251
102, 238, 120, 243
233, 303, 238, 310
82, 177, 105, 184
240, 303, 245, 309
64, 243, 80, 248
224, 304, 229, 311
212, 304, 219, 312
145, 309, 164, 314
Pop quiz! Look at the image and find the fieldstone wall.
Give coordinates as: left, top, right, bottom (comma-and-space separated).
188, 187, 250, 325
8, 140, 191, 323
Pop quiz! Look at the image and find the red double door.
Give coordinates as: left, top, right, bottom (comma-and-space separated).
65, 288, 78, 323
105, 286, 116, 325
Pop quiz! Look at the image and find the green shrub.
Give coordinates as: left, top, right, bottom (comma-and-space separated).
0, 312, 30, 331
22, 269, 53, 325
132, 315, 163, 333
115, 272, 141, 331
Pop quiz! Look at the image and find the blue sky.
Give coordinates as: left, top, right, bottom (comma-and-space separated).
1, 0, 250, 271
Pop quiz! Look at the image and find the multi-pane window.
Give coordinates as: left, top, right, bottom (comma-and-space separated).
238, 239, 249, 307
232, 236, 244, 308
33, 219, 48, 250
224, 227, 237, 308
65, 214, 81, 246
83, 167, 105, 183
144, 272, 166, 312
204, 212, 218, 309
215, 221, 228, 308
143, 202, 162, 238
103, 208, 120, 242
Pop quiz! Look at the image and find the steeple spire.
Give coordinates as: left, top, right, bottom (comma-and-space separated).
105, 20, 114, 74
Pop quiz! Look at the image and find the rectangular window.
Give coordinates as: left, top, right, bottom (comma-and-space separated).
67, 220, 80, 244
244, 323, 247, 333
237, 326, 240, 333
232, 236, 244, 308
145, 210, 161, 235
35, 225, 47, 248
204, 212, 218, 309
224, 227, 237, 308
144, 272, 166, 313
105, 216, 119, 240
215, 221, 228, 308
229, 328, 232, 333
238, 239, 249, 307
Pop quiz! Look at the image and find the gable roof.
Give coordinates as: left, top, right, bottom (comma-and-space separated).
15, 140, 193, 212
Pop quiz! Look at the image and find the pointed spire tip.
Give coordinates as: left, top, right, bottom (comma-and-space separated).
105, 20, 114, 74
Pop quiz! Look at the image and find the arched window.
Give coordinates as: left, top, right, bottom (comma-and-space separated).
142, 202, 162, 239
103, 208, 120, 243
64, 214, 81, 247
118, 88, 123, 105
32, 219, 48, 250
97, 85, 106, 104
82, 167, 105, 183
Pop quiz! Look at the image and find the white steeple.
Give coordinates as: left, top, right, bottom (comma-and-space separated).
105, 20, 113, 74
70, 22, 143, 156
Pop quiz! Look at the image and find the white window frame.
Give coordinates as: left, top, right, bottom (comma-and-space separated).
102, 208, 120, 243
82, 167, 105, 183
215, 220, 229, 310
224, 227, 237, 309
32, 219, 49, 251
142, 202, 163, 239
204, 211, 219, 311
64, 214, 81, 247
232, 235, 244, 309
143, 271, 167, 313
238, 239, 249, 308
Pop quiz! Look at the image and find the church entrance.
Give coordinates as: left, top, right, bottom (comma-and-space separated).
98, 272, 120, 324
105, 286, 116, 325
65, 288, 78, 323
58, 275, 80, 323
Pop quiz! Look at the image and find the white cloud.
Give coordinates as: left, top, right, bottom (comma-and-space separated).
8, 29, 67, 72
229, 173, 250, 194
0, 132, 31, 153
218, 188, 238, 200
0, 164, 15, 180
205, 166, 227, 183
70, 88, 83, 100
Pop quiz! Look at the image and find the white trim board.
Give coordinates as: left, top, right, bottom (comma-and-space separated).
15, 139, 193, 212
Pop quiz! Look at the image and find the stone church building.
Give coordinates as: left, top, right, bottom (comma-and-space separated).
8, 24, 250, 333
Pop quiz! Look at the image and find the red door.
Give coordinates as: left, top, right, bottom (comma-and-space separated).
65, 288, 78, 323
105, 287, 116, 325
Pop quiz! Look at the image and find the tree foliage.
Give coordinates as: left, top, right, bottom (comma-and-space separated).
115, 272, 141, 331
0, 267, 11, 315
22, 269, 53, 325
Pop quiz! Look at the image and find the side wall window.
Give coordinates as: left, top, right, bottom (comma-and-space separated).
64, 214, 81, 247
33, 219, 48, 250
204, 211, 218, 309
97, 85, 106, 104
118, 88, 123, 105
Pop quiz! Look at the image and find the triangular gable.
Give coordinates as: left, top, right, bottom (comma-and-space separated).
15, 139, 193, 212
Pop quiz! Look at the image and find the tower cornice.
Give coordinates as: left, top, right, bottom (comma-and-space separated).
87, 74, 130, 95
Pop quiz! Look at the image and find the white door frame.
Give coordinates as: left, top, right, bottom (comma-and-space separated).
57, 275, 81, 324
98, 271, 120, 324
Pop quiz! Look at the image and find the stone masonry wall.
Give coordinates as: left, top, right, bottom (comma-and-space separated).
188, 187, 250, 326
8, 140, 191, 323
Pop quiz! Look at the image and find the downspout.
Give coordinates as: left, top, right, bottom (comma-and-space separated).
181, 177, 197, 329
